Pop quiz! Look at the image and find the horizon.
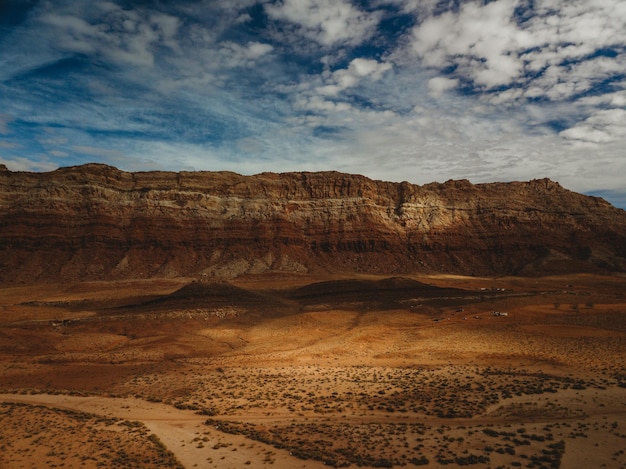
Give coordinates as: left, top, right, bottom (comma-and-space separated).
1, 1, 625, 209
3, 160, 625, 210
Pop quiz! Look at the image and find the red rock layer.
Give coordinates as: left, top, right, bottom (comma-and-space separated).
1, 163, 625, 283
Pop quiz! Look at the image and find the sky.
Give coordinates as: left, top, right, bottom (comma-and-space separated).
1, 0, 625, 208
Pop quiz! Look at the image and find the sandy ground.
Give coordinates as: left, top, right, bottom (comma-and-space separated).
1, 273, 625, 468
0, 393, 328, 469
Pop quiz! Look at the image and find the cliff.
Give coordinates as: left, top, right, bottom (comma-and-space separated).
1, 163, 625, 283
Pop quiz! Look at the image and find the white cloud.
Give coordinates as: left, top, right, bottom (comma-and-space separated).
383, 0, 441, 18
341, 107, 626, 195
411, 0, 527, 87
0, 157, 57, 172
272, 57, 394, 120
409, 0, 626, 100
525, 55, 626, 101
427, 76, 459, 98
119, 138, 325, 175
217, 41, 274, 68
560, 108, 626, 144
577, 89, 626, 107
317, 58, 392, 96
265, 0, 380, 47
295, 95, 353, 112
39, 6, 181, 67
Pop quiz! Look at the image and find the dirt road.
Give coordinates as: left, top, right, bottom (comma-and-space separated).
0, 393, 327, 469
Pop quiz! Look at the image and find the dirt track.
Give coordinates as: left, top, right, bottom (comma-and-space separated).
0, 393, 328, 468
1, 273, 625, 468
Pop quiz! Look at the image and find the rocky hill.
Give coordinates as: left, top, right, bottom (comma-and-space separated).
1, 163, 625, 283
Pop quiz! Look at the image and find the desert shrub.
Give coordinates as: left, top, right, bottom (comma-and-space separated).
410, 456, 429, 466
372, 459, 393, 468
197, 406, 219, 416
455, 454, 489, 465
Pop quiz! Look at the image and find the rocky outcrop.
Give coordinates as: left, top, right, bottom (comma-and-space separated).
1, 163, 625, 283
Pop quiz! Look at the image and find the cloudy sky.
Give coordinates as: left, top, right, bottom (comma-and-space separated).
1, 0, 625, 207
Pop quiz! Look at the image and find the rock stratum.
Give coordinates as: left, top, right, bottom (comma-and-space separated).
1, 163, 625, 283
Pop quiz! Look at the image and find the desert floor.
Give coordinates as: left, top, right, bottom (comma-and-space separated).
1, 273, 625, 468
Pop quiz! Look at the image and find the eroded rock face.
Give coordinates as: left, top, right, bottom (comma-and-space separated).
1, 163, 625, 283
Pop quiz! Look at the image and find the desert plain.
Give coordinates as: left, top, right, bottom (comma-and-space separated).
1, 272, 625, 468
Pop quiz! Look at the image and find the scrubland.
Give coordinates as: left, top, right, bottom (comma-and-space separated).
1, 273, 625, 468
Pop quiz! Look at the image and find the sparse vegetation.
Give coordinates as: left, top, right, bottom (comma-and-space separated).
1, 273, 625, 468
0, 402, 184, 469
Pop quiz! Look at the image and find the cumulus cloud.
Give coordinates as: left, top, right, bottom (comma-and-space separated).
560, 108, 626, 144
295, 95, 353, 112
411, 0, 527, 87
316, 58, 393, 96
578, 89, 626, 108
265, 0, 380, 47
217, 41, 274, 68
410, 0, 626, 101
427, 76, 459, 98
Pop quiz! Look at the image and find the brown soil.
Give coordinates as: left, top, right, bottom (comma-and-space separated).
1, 273, 625, 468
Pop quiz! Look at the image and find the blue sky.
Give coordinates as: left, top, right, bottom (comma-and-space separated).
1, 0, 625, 208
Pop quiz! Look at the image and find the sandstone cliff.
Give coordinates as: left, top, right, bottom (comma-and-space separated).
1, 163, 625, 283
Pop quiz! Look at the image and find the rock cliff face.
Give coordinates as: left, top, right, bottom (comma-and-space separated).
1, 163, 625, 283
